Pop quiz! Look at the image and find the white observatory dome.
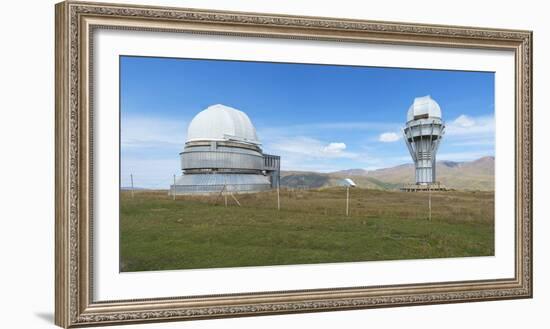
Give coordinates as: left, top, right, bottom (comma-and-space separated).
186, 104, 260, 144
406, 95, 442, 122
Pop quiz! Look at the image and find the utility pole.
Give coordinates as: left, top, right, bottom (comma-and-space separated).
346, 186, 350, 216
428, 185, 432, 221
130, 174, 134, 199
224, 185, 228, 207
277, 178, 280, 211
224, 176, 228, 207
173, 174, 176, 200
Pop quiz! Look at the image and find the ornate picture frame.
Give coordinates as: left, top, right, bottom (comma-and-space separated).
55, 1, 532, 327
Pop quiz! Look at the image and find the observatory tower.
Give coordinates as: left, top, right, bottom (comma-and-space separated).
403, 95, 446, 187
171, 104, 280, 194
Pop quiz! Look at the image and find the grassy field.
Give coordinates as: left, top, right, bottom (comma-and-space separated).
120, 188, 494, 272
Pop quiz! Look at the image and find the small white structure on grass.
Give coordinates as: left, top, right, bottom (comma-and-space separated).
341, 178, 356, 216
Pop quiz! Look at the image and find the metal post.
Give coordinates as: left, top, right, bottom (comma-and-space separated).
428, 185, 432, 221
173, 174, 176, 200
130, 174, 134, 199
230, 193, 241, 207
224, 185, 228, 207
277, 179, 280, 211
223, 175, 228, 207
346, 186, 350, 216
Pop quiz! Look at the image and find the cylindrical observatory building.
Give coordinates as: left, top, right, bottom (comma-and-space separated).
403, 95, 446, 185
171, 104, 280, 194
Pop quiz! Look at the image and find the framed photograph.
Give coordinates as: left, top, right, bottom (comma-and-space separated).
55, 1, 532, 327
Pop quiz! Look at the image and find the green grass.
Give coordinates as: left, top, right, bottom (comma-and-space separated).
120, 188, 494, 272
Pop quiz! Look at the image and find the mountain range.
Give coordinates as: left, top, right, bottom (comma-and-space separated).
280, 156, 495, 191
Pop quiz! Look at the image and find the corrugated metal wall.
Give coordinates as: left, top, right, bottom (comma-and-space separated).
404, 119, 445, 184
176, 142, 280, 194
172, 173, 271, 194
181, 150, 264, 171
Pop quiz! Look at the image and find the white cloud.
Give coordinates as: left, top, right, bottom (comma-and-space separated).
446, 114, 494, 137
121, 158, 181, 188
267, 137, 357, 160
293, 121, 401, 131
448, 139, 495, 147
121, 115, 187, 149
323, 142, 347, 154
378, 132, 401, 142
258, 121, 409, 171
257, 121, 401, 141
262, 136, 366, 171
120, 115, 188, 187
441, 114, 495, 150
452, 114, 475, 128
274, 159, 352, 173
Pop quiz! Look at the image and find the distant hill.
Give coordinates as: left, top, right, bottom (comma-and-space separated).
281, 156, 494, 191
121, 186, 149, 191
280, 172, 331, 189
332, 168, 369, 176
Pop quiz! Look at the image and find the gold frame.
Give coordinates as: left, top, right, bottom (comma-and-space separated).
55, 1, 533, 327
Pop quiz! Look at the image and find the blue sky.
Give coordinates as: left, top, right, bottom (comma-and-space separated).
120, 56, 494, 188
